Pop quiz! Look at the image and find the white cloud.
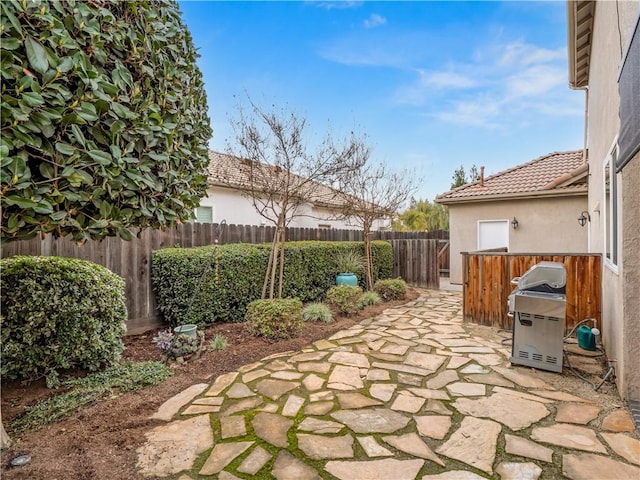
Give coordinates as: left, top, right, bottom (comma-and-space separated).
434, 95, 505, 129
320, 45, 404, 67
394, 69, 477, 105
420, 70, 477, 89
318, 32, 429, 67
364, 13, 387, 29
393, 39, 578, 129
504, 64, 566, 97
307, 1, 363, 10
498, 42, 565, 67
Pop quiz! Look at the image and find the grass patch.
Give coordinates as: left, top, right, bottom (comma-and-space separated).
10, 361, 171, 434
302, 302, 334, 323
209, 334, 228, 351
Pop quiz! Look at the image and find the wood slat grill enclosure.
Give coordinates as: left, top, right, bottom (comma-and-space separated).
389, 239, 440, 289
1, 225, 447, 334
462, 251, 602, 333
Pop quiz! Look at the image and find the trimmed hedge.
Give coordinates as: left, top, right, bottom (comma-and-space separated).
0, 256, 127, 384
151, 240, 393, 325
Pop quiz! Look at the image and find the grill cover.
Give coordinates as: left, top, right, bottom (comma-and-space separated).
514, 261, 566, 294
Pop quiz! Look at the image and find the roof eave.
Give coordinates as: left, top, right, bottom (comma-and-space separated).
435, 187, 588, 205
568, 0, 595, 89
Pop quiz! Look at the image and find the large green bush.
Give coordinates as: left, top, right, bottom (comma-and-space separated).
0, 256, 127, 384
0, 0, 211, 244
245, 298, 303, 340
151, 240, 393, 325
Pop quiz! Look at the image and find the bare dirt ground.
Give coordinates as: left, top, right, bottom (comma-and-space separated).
0, 289, 420, 480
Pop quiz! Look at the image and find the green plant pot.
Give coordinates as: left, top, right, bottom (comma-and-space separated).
174, 324, 198, 339
336, 273, 358, 286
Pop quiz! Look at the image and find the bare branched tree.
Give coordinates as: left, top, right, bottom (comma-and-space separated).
336, 157, 418, 290
223, 97, 366, 299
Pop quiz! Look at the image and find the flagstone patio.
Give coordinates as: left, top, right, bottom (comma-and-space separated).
137, 289, 640, 479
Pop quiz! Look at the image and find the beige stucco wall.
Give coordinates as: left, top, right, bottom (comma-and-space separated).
585, 0, 639, 399
622, 152, 640, 401
448, 195, 588, 284
199, 186, 388, 230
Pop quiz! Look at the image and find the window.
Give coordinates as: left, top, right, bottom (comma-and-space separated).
477, 220, 509, 251
604, 149, 618, 267
194, 206, 213, 224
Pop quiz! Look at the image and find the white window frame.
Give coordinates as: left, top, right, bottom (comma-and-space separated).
194, 206, 214, 224
603, 143, 619, 273
477, 219, 510, 251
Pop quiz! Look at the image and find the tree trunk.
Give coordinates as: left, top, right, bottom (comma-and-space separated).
1, 417, 11, 450
269, 214, 286, 299
277, 227, 286, 298
363, 224, 374, 290
262, 229, 279, 299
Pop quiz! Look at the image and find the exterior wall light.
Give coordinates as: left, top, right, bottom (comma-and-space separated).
511, 217, 519, 229
578, 211, 591, 227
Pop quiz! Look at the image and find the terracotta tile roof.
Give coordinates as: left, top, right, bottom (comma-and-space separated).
436, 150, 588, 203
206, 151, 347, 208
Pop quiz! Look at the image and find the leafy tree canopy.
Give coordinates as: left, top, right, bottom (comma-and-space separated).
1, 0, 212, 244
393, 198, 449, 232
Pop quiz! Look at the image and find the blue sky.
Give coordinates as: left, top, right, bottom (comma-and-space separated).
178, 0, 585, 201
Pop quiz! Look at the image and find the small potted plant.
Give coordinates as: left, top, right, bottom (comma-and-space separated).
335, 250, 364, 286
152, 328, 203, 361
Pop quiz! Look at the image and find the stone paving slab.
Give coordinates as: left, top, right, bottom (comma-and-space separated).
138, 289, 640, 479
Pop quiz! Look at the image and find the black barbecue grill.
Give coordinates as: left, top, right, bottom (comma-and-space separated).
508, 261, 567, 373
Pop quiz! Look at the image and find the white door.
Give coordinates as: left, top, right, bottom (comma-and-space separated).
478, 220, 509, 251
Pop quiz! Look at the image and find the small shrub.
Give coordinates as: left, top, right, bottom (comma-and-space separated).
360, 291, 382, 308
245, 298, 303, 340
326, 285, 363, 315
209, 334, 228, 351
1, 256, 127, 384
373, 278, 408, 301
302, 303, 334, 323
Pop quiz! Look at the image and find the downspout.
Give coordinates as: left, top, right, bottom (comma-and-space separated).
585, 89, 590, 252
582, 88, 589, 165
575, 87, 590, 252
567, 0, 592, 251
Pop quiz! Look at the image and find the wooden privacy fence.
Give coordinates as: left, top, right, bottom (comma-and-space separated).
1, 224, 447, 334
462, 251, 602, 332
389, 239, 440, 289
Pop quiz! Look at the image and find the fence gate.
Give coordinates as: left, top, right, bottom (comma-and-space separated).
437, 240, 450, 277
389, 239, 440, 289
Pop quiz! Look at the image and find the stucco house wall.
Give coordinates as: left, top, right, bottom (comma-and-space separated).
448, 195, 588, 284
623, 152, 640, 400
575, 0, 639, 399
198, 185, 388, 231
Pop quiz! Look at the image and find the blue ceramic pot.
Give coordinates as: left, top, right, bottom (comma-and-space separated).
336, 273, 358, 286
